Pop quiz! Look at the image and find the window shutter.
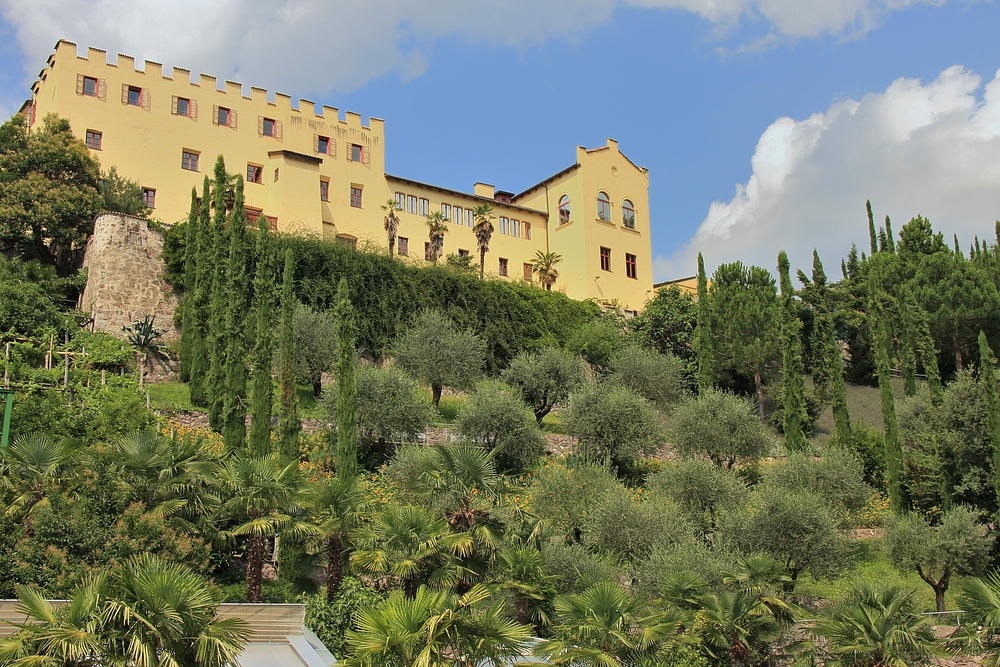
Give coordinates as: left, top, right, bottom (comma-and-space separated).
346, 145, 353, 162
171, 96, 178, 115
313, 134, 319, 153
189, 100, 198, 120
212, 105, 220, 125
141, 88, 150, 111
76, 74, 84, 95
257, 116, 264, 135
121, 83, 129, 104
97, 79, 106, 100
362, 145, 370, 167
330, 139, 336, 159
275, 120, 282, 141
230, 110, 237, 129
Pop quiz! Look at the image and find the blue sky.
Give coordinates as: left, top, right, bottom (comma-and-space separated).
2, 1, 999, 280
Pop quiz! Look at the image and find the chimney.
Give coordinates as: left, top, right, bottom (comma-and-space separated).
474, 182, 494, 199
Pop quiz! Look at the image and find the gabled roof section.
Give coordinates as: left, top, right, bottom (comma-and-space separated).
386, 173, 548, 216
512, 163, 580, 201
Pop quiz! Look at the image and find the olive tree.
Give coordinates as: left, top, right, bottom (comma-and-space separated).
455, 380, 545, 473
501, 347, 587, 425
645, 460, 748, 537
885, 506, 993, 612
670, 389, 772, 468
394, 309, 485, 409
293, 303, 337, 398
762, 450, 872, 525
605, 345, 688, 411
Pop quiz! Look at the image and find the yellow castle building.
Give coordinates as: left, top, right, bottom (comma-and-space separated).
26, 40, 654, 310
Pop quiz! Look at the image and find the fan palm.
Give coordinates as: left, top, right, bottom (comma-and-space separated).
534, 580, 686, 665
103, 554, 251, 667
493, 542, 557, 628
426, 211, 449, 265
697, 588, 791, 667
531, 250, 562, 290
382, 198, 402, 253
0, 575, 107, 667
218, 453, 318, 602
813, 583, 943, 667
310, 475, 365, 601
472, 203, 495, 279
351, 503, 469, 598
344, 583, 531, 667
3, 433, 79, 520
952, 571, 1000, 666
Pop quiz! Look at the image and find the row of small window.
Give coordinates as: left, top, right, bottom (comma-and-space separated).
393, 193, 532, 240
78, 74, 369, 160
558, 193, 637, 229
599, 247, 639, 279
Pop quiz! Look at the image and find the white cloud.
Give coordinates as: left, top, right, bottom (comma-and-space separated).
0, 0, 965, 98
654, 65, 1000, 280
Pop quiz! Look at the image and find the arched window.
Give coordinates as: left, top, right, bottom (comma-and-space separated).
558, 195, 571, 224
597, 191, 611, 222
622, 199, 636, 229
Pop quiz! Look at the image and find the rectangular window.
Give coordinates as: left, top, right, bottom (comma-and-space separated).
320, 180, 329, 202
512, 219, 520, 238
395, 192, 406, 209
142, 188, 155, 209
215, 106, 234, 127
418, 198, 429, 216
82, 75, 99, 97
626, 253, 637, 279
317, 136, 330, 154
266, 215, 278, 231
349, 143, 364, 162
600, 246, 611, 272
406, 195, 417, 215
458, 249, 470, 257
441, 203, 451, 220
247, 164, 263, 184
398, 237, 408, 256
454, 207, 463, 225
523, 263, 533, 280
182, 150, 199, 171
126, 85, 142, 106
499, 217, 509, 235
524, 222, 531, 240
350, 186, 363, 208
262, 117, 275, 136
498, 258, 508, 276
337, 235, 358, 250
85, 130, 102, 150
466, 209, 474, 227
176, 97, 190, 116
246, 208, 262, 225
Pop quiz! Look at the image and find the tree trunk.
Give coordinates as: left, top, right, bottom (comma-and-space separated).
515, 596, 531, 626
534, 399, 553, 425
312, 380, 322, 399
480, 250, 486, 280
955, 332, 964, 372
432, 383, 443, 410
246, 533, 266, 603
934, 585, 947, 613
754, 367, 766, 422
404, 576, 418, 600
326, 534, 343, 602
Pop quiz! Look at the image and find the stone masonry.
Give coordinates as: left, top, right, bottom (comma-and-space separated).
81, 213, 180, 343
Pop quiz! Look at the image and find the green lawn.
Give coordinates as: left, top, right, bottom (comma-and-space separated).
146, 381, 194, 412
811, 377, 909, 446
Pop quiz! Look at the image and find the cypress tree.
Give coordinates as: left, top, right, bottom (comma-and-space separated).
899, 301, 918, 397
694, 252, 715, 393
277, 248, 301, 458
870, 275, 908, 514
884, 215, 895, 254
189, 177, 213, 407
179, 188, 199, 382
334, 278, 358, 481
809, 251, 833, 402
206, 156, 230, 429
248, 214, 276, 455
813, 252, 852, 446
867, 200, 878, 256
221, 177, 250, 449
778, 251, 808, 451
978, 332, 1000, 511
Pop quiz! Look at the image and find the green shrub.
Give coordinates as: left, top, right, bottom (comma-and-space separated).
455, 380, 544, 473
303, 577, 386, 659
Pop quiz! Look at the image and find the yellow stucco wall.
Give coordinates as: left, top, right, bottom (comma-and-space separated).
28, 40, 654, 309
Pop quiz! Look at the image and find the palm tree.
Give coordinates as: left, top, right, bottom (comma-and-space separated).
493, 542, 557, 628
697, 589, 791, 667
344, 584, 531, 667
952, 572, 1000, 665
531, 250, 562, 290
121, 314, 164, 389
351, 503, 469, 599
426, 211, 449, 265
381, 198, 402, 254
218, 453, 318, 602
103, 554, 251, 667
813, 583, 942, 667
0, 575, 107, 666
310, 475, 364, 602
472, 203, 495, 279
2, 433, 79, 520
534, 581, 686, 666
